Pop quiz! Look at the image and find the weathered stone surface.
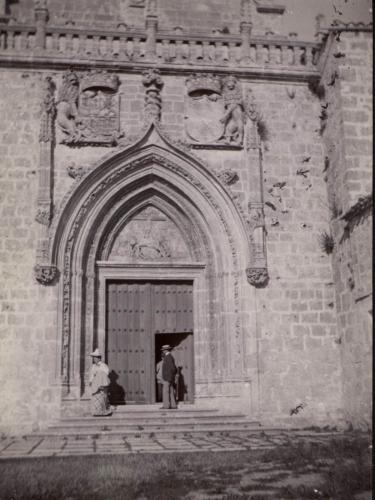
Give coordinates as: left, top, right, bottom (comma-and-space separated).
320, 30, 372, 429
0, 3, 371, 434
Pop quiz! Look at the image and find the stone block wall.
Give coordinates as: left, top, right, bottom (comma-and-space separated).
0, 66, 346, 432
248, 82, 343, 426
0, 4, 371, 433
319, 29, 372, 429
8, 0, 285, 37
0, 70, 61, 433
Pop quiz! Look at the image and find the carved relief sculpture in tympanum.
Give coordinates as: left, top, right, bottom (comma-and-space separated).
108, 206, 191, 263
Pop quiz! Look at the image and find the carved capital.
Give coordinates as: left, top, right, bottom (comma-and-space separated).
34, 264, 59, 285
246, 267, 269, 287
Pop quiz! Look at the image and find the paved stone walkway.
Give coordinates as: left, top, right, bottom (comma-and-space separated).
0, 430, 339, 459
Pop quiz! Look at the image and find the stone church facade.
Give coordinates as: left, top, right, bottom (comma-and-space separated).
0, 0, 372, 433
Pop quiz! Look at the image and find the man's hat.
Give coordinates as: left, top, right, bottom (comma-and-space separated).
161, 345, 172, 351
89, 348, 102, 357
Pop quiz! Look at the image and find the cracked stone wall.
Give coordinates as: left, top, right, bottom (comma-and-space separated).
320, 30, 372, 429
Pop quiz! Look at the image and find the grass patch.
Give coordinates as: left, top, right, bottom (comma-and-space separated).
0, 434, 371, 500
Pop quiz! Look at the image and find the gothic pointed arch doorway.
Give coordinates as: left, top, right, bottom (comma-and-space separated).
95, 192, 208, 405
49, 125, 259, 417
97, 200, 205, 405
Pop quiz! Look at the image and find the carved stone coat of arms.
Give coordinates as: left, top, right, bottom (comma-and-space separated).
185, 74, 225, 144
57, 70, 122, 146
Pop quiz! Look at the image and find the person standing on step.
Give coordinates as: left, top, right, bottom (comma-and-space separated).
155, 351, 165, 403
161, 345, 177, 410
89, 348, 112, 417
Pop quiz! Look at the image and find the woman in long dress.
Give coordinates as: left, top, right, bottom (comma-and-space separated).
89, 348, 112, 416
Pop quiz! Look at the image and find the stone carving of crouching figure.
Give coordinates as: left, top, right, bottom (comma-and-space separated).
220, 76, 244, 145
56, 71, 81, 142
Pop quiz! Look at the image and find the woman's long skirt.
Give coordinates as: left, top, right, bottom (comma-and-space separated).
91, 387, 112, 416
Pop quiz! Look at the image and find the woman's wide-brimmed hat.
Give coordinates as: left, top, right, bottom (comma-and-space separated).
89, 348, 102, 357
161, 345, 172, 351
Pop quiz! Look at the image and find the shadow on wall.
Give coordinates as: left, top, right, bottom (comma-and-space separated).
108, 370, 126, 405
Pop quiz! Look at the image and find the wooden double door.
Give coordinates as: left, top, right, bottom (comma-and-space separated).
106, 280, 194, 404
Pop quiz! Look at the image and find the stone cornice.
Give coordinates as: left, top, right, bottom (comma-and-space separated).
0, 56, 319, 81
318, 21, 373, 35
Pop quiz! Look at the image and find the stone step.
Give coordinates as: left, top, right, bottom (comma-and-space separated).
37, 421, 262, 438
57, 414, 248, 425
112, 405, 218, 412
48, 421, 259, 432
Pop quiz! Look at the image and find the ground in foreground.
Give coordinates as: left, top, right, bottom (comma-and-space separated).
0, 432, 371, 499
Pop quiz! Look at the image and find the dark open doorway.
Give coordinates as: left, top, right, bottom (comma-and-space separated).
155, 332, 194, 404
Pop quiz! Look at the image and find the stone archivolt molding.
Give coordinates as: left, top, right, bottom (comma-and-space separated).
43, 124, 259, 391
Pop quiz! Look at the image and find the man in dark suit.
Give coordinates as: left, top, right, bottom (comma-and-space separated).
161, 344, 177, 409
